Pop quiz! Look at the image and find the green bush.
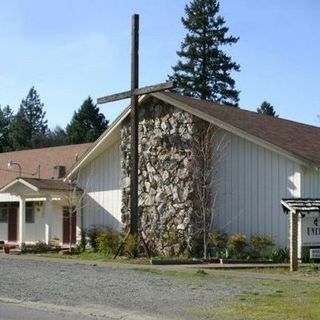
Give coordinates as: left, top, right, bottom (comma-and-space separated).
227, 233, 247, 258
35, 241, 50, 253
250, 235, 274, 259
79, 230, 87, 252
123, 234, 139, 258
208, 230, 228, 257
208, 231, 228, 249
267, 247, 290, 263
97, 231, 121, 256
86, 227, 102, 252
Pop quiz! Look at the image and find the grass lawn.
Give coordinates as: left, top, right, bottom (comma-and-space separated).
33, 251, 150, 264
134, 266, 320, 320
191, 268, 320, 320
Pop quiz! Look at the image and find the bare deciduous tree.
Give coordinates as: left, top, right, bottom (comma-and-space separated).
61, 170, 93, 252
189, 121, 226, 259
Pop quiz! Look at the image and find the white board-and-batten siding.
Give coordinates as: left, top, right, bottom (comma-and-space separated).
302, 169, 320, 198
215, 131, 302, 248
77, 140, 122, 231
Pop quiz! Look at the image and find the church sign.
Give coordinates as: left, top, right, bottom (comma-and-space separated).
310, 248, 320, 259
301, 216, 320, 246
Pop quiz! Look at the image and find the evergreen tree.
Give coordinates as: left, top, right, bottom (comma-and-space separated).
8, 87, 48, 150
169, 0, 240, 105
257, 101, 278, 117
66, 97, 109, 144
8, 109, 32, 150
0, 105, 14, 152
47, 126, 69, 146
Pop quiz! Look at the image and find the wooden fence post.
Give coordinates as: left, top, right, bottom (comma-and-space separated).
290, 211, 298, 272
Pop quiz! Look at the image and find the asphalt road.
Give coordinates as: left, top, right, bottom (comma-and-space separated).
0, 301, 103, 320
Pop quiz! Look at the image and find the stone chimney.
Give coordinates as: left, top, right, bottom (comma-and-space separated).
53, 166, 66, 179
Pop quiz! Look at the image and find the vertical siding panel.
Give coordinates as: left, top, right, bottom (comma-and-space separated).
231, 135, 238, 234
214, 130, 297, 248
271, 153, 279, 241
238, 137, 245, 233
78, 139, 122, 231
245, 139, 252, 235
265, 149, 272, 236
251, 143, 258, 236
225, 134, 232, 234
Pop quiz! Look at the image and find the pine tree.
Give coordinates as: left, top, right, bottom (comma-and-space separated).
47, 126, 69, 146
8, 109, 32, 150
66, 97, 109, 144
0, 105, 14, 152
257, 101, 278, 117
8, 87, 48, 150
169, 0, 240, 105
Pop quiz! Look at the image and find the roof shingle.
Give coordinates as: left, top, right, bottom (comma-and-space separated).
0, 144, 91, 188
162, 92, 320, 167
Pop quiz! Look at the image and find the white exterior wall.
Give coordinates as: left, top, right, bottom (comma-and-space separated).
215, 131, 302, 248
302, 169, 320, 198
0, 222, 7, 240
0, 193, 19, 202
0, 201, 64, 243
25, 202, 63, 243
77, 140, 122, 231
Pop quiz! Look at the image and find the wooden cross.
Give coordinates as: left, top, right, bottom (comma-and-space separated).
97, 14, 175, 245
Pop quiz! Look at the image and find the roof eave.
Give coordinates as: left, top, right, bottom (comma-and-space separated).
0, 178, 39, 193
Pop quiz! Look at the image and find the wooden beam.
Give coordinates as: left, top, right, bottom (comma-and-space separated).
290, 211, 298, 272
97, 81, 175, 104
130, 13, 139, 235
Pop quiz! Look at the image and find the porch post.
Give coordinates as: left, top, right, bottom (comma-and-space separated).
18, 196, 26, 245
45, 197, 53, 245
290, 211, 298, 272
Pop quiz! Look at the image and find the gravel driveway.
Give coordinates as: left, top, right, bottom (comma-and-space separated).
0, 255, 239, 319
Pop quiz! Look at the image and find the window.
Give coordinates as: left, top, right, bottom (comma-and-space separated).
25, 203, 35, 223
0, 208, 8, 223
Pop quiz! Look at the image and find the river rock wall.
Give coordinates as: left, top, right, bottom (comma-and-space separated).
120, 98, 200, 255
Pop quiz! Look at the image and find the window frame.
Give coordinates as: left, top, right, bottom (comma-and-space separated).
25, 202, 35, 224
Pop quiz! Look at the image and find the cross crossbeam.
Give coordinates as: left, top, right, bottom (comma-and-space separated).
97, 81, 175, 104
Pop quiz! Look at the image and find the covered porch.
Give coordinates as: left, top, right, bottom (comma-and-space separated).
0, 177, 83, 247
282, 198, 320, 271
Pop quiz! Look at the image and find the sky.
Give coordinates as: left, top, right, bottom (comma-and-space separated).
0, 0, 319, 129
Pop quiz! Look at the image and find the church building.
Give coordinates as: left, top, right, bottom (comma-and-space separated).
1, 92, 320, 257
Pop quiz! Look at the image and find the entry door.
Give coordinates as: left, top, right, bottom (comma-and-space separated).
8, 208, 18, 242
62, 207, 76, 244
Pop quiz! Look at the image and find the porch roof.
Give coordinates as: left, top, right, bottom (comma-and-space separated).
0, 177, 80, 195
281, 198, 320, 215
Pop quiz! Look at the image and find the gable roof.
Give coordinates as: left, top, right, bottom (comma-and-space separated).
0, 143, 91, 189
155, 92, 320, 168
67, 92, 320, 177
1, 177, 75, 194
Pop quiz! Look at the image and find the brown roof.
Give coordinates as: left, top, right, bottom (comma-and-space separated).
0, 144, 91, 188
161, 92, 320, 167
12, 178, 75, 192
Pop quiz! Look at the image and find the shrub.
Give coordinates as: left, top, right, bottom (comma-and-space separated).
227, 233, 247, 258
86, 226, 102, 252
97, 231, 121, 256
123, 234, 139, 258
250, 235, 274, 259
33, 241, 50, 253
208, 231, 228, 249
208, 230, 228, 257
79, 230, 87, 252
267, 247, 290, 263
